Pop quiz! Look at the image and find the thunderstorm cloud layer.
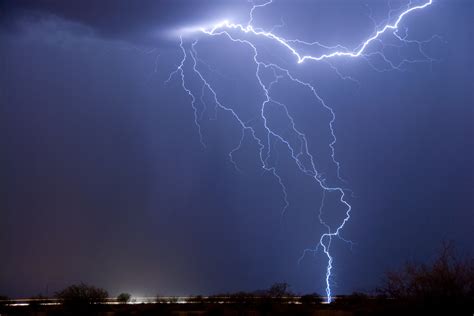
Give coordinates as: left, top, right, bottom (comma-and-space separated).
1, 0, 473, 299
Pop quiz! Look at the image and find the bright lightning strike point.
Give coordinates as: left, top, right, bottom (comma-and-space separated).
167, 0, 435, 304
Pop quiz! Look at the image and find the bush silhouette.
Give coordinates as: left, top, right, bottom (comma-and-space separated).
267, 282, 292, 298
0, 295, 9, 306
377, 241, 473, 310
56, 282, 108, 306
300, 293, 323, 304
117, 292, 131, 303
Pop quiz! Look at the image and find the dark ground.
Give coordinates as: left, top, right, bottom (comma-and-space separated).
1, 296, 471, 316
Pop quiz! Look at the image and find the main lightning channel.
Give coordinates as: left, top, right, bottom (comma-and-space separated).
200, 0, 433, 64
168, 0, 434, 304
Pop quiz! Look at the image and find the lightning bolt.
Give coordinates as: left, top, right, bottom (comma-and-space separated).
167, 0, 435, 303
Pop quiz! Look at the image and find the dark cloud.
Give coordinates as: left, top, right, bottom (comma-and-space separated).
1, 0, 249, 45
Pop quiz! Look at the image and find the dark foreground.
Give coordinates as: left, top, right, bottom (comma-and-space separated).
1, 297, 471, 316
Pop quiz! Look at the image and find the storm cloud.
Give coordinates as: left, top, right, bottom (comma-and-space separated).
1, 0, 250, 44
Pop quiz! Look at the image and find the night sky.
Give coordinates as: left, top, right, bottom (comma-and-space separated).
1, 0, 473, 299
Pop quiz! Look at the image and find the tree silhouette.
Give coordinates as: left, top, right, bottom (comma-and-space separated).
377, 241, 473, 310
267, 282, 292, 298
117, 292, 131, 303
56, 283, 108, 306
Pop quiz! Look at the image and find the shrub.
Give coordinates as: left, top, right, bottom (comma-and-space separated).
117, 292, 131, 303
56, 283, 108, 306
377, 241, 473, 310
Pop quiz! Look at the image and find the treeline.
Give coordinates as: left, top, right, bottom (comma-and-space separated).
1, 242, 472, 314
